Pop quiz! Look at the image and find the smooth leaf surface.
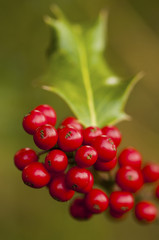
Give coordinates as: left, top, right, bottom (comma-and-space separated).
41, 6, 143, 127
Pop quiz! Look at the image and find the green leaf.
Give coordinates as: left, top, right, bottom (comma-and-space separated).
41, 5, 143, 127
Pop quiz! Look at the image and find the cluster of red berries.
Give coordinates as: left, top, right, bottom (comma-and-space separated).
14, 104, 159, 223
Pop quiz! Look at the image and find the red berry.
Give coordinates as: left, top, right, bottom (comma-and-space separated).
22, 162, 51, 188
83, 126, 102, 145
70, 198, 92, 220
85, 188, 109, 214
142, 163, 159, 183
118, 147, 142, 169
60, 117, 83, 133
80, 171, 94, 193
109, 209, 125, 219
116, 166, 143, 193
45, 150, 68, 173
135, 201, 157, 223
57, 126, 83, 152
57, 124, 75, 133
155, 185, 159, 199
35, 104, 56, 126
109, 191, 134, 214
75, 145, 98, 168
46, 172, 63, 188
65, 167, 90, 192
102, 125, 122, 147
22, 110, 47, 135
33, 124, 58, 150
92, 135, 117, 162
49, 175, 74, 202
14, 148, 38, 170
94, 157, 117, 171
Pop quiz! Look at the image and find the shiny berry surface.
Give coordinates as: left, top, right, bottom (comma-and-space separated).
85, 188, 109, 214
80, 171, 94, 193
92, 135, 117, 162
70, 198, 92, 220
135, 201, 157, 223
116, 166, 143, 193
83, 126, 102, 145
49, 175, 75, 202
57, 126, 83, 152
33, 124, 58, 150
61, 117, 83, 133
14, 148, 38, 170
22, 162, 51, 188
94, 157, 117, 171
45, 150, 68, 173
102, 125, 122, 147
118, 147, 142, 169
65, 167, 90, 192
142, 163, 159, 183
109, 191, 134, 213
22, 110, 47, 135
75, 145, 98, 168
35, 104, 56, 126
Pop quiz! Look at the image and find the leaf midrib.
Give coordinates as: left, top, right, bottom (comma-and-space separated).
76, 32, 97, 126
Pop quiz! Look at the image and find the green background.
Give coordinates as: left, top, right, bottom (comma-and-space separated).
1, 0, 159, 239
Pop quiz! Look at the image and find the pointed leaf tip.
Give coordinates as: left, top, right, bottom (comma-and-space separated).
50, 4, 65, 20
43, 15, 53, 25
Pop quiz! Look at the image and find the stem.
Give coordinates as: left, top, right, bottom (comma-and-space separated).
37, 146, 75, 159
37, 149, 51, 157
93, 170, 116, 194
37, 145, 60, 157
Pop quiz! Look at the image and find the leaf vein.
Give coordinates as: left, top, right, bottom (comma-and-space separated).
76, 33, 97, 126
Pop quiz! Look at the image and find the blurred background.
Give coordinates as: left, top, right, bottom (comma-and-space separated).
1, 0, 159, 239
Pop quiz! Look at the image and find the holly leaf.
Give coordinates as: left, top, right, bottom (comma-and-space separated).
41, 5, 143, 127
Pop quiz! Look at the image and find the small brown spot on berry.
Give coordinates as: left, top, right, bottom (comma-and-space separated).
72, 184, 78, 190
127, 175, 132, 180
93, 204, 100, 210
48, 160, 51, 166
121, 206, 128, 211
25, 181, 34, 187
40, 130, 44, 139
87, 154, 92, 160
108, 138, 113, 145
90, 127, 97, 133
65, 131, 72, 139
